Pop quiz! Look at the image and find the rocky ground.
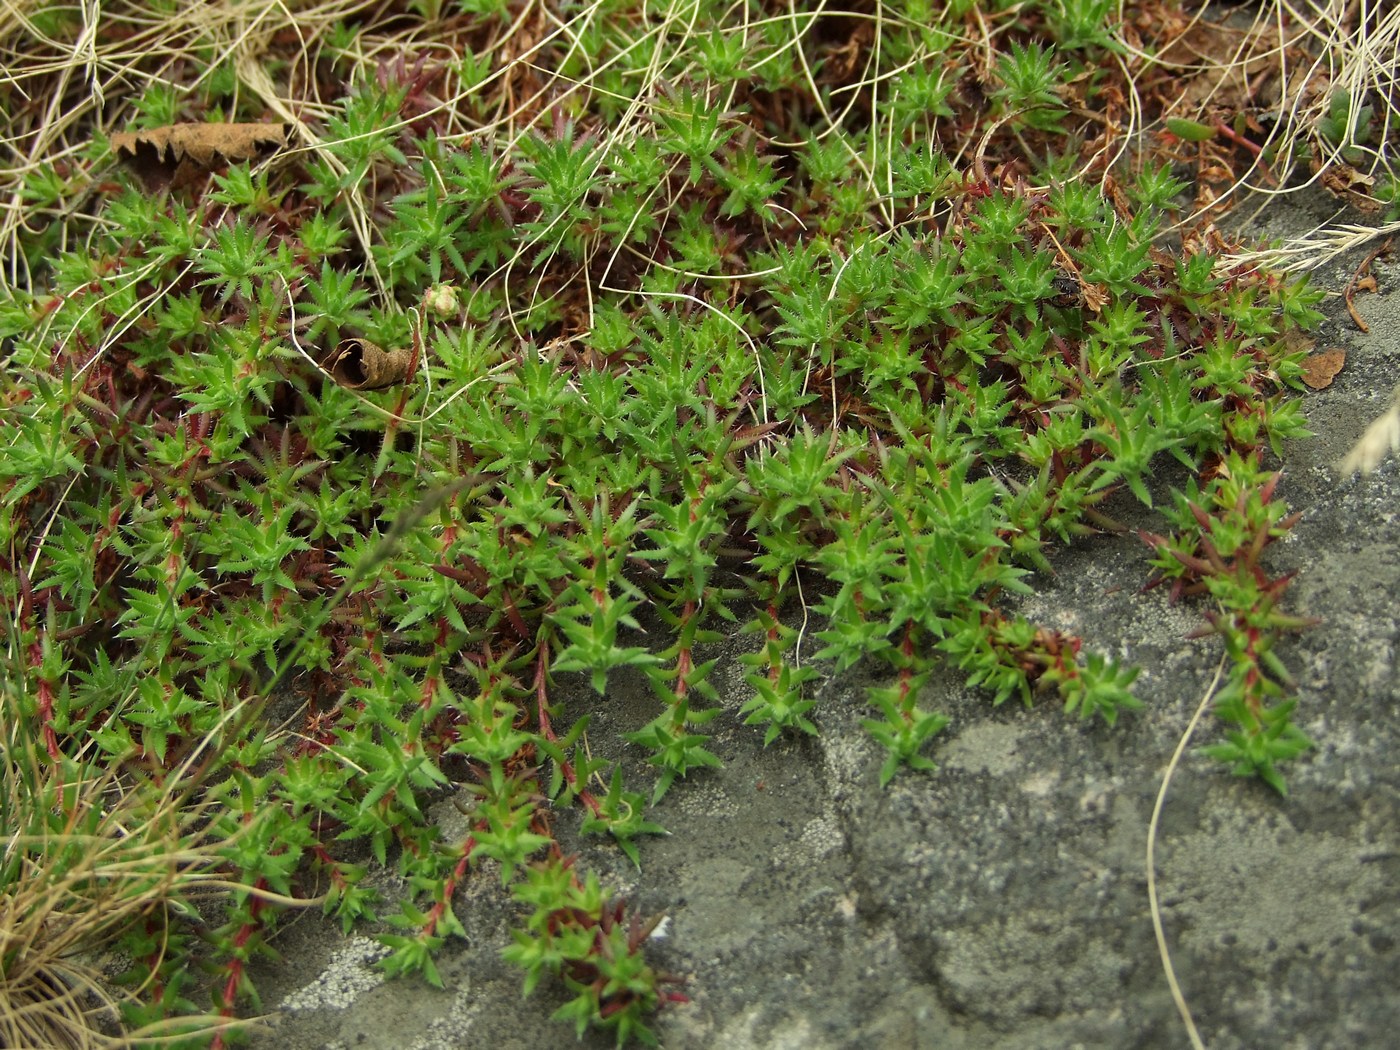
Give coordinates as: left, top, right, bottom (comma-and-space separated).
243, 190, 1400, 1050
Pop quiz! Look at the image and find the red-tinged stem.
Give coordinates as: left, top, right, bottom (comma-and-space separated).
766, 599, 783, 685
1212, 121, 1263, 157
381, 314, 424, 445
897, 624, 917, 721
165, 496, 187, 588
16, 564, 62, 765
533, 639, 601, 817
1242, 623, 1266, 719
28, 641, 63, 764
310, 844, 347, 883
210, 879, 270, 1050
363, 619, 387, 673
418, 618, 451, 711
421, 834, 477, 938
670, 599, 697, 725
535, 641, 553, 739
138, 915, 168, 1004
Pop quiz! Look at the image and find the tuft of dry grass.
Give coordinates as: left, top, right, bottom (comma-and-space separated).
3, 0, 1390, 301
1190, 0, 1399, 263
0, 678, 258, 1049
1219, 217, 1400, 273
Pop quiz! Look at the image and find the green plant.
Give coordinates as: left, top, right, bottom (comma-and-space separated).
1140, 458, 1316, 794
1048, 0, 1119, 52
1374, 172, 1400, 220
1317, 89, 1375, 162
503, 856, 684, 1046
1, 625, 257, 1048
0, 0, 1348, 1044
992, 41, 1071, 132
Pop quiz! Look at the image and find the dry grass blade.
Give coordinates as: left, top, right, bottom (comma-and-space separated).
1146, 656, 1225, 1050
1121, 0, 1396, 234
1339, 383, 1400, 475
0, 690, 262, 1049
1220, 218, 1400, 273
0, 0, 388, 287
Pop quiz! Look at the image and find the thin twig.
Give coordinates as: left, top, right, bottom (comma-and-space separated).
1342, 236, 1392, 332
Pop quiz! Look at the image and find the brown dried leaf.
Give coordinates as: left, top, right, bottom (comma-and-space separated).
1321, 164, 1382, 214
325, 339, 414, 390
111, 123, 289, 166
1300, 349, 1345, 390
729, 421, 784, 452
109, 122, 289, 190
1180, 222, 1236, 259
1080, 283, 1108, 314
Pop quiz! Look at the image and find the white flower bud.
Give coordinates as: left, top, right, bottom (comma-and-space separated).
426, 284, 459, 317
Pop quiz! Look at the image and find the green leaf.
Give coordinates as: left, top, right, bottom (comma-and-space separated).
1165, 117, 1217, 142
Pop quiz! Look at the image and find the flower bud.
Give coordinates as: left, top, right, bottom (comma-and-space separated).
426, 284, 459, 317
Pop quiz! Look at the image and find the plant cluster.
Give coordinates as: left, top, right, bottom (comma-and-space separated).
1140, 458, 1317, 794
0, 0, 1368, 1044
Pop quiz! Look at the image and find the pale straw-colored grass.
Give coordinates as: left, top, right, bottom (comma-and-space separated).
1339, 383, 1400, 475
1192, 1, 1397, 261
0, 688, 263, 1048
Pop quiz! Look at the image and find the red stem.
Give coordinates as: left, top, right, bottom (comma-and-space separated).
533, 638, 601, 816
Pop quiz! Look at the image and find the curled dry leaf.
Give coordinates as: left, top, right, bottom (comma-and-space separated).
109, 122, 290, 190
1321, 164, 1382, 215
324, 338, 414, 390
1300, 348, 1346, 390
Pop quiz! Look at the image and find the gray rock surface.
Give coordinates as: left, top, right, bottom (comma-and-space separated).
245, 195, 1400, 1049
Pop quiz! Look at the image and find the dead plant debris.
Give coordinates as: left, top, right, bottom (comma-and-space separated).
324, 338, 414, 390
1300, 348, 1346, 389
109, 122, 290, 190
